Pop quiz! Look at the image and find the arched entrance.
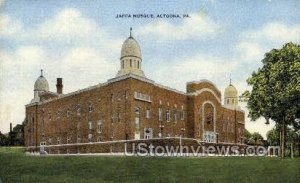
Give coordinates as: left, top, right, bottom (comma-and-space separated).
201, 101, 217, 143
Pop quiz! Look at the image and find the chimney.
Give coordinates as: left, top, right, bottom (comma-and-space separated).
56, 78, 63, 94
10, 123, 12, 132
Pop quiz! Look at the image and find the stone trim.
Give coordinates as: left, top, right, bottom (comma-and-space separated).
186, 79, 221, 94
187, 88, 222, 103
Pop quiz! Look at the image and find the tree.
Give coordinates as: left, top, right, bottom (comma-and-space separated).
267, 128, 280, 146
0, 131, 9, 146
243, 43, 300, 157
251, 132, 264, 145
243, 130, 264, 145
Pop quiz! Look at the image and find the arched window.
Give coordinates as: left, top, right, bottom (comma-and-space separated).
137, 61, 140, 69
121, 60, 124, 69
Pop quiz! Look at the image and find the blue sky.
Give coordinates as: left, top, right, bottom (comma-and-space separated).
0, 0, 300, 137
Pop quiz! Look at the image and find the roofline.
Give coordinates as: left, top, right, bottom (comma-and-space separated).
186, 79, 221, 94
26, 74, 186, 107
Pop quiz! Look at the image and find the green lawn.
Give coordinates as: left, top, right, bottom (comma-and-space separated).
0, 148, 299, 183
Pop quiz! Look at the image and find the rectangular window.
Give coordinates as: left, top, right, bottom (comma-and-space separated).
89, 121, 92, 130
67, 110, 70, 117
77, 136, 81, 143
110, 94, 114, 102
146, 109, 150, 119
88, 104, 93, 112
77, 106, 81, 116
67, 137, 71, 144
57, 137, 60, 144
180, 111, 184, 120
97, 121, 102, 133
174, 111, 177, 122
159, 108, 162, 121
134, 92, 151, 102
166, 110, 170, 122
88, 134, 92, 142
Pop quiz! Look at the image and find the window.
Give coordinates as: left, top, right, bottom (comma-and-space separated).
110, 94, 114, 102
89, 121, 93, 130
146, 109, 150, 119
48, 138, 52, 145
166, 110, 170, 122
174, 111, 177, 122
159, 108, 163, 121
121, 60, 124, 69
67, 109, 70, 117
48, 112, 52, 121
134, 92, 151, 102
130, 59, 132, 67
88, 134, 93, 142
118, 112, 121, 122
180, 111, 184, 120
137, 61, 140, 69
57, 110, 61, 119
77, 106, 81, 116
97, 121, 103, 133
125, 90, 129, 99
77, 135, 81, 143
88, 104, 94, 112
57, 137, 60, 144
227, 99, 230, 104
97, 136, 102, 142
67, 137, 71, 144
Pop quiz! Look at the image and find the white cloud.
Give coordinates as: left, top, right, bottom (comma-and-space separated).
236, 22, 300, 63
137, 12, 220, 41
0, 14, 23, 38
36, 8, 103, 43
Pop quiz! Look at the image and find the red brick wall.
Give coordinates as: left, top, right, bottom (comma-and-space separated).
25, 76, 245, 149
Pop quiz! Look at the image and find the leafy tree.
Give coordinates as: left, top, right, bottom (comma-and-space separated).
243, 43, 300, 157
0, 131, 9, 146
251, 132, 264, 145
266, 128, 280, 146
243, 130, 264, 145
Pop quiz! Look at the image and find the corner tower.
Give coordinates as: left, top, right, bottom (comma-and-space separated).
224, 79, 239, 108
31, 69, 49, 103
117, 28, 145, 77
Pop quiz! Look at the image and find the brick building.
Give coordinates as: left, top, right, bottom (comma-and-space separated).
24, 32, 245, 150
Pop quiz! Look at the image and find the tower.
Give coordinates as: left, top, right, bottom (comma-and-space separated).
224, 79, 239, 108
31, 69, 49, 103
116, 28, 145, 77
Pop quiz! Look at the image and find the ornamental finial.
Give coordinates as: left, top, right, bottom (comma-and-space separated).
130, 27, 132, 37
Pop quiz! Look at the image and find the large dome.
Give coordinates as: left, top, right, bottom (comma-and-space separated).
120, 36, 142, 59
224, 84, 237, 98
34, 76, 49, 91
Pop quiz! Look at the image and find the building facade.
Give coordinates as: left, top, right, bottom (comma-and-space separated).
24, 32, 245, 149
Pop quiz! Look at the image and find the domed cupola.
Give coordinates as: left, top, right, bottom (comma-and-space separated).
31, 70, 49, 103
34, 71, 49, 92
224, 79, 239, 108
117, 28, 145, 77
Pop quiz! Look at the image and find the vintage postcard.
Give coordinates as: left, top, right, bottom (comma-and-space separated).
0, 0, 299, 182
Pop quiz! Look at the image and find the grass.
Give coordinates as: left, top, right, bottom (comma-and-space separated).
0, 148, 299, 183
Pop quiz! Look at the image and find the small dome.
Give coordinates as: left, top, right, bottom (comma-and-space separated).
224, 84, 237, 98
34, 75, 49, 91
120, 36, 142, 59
